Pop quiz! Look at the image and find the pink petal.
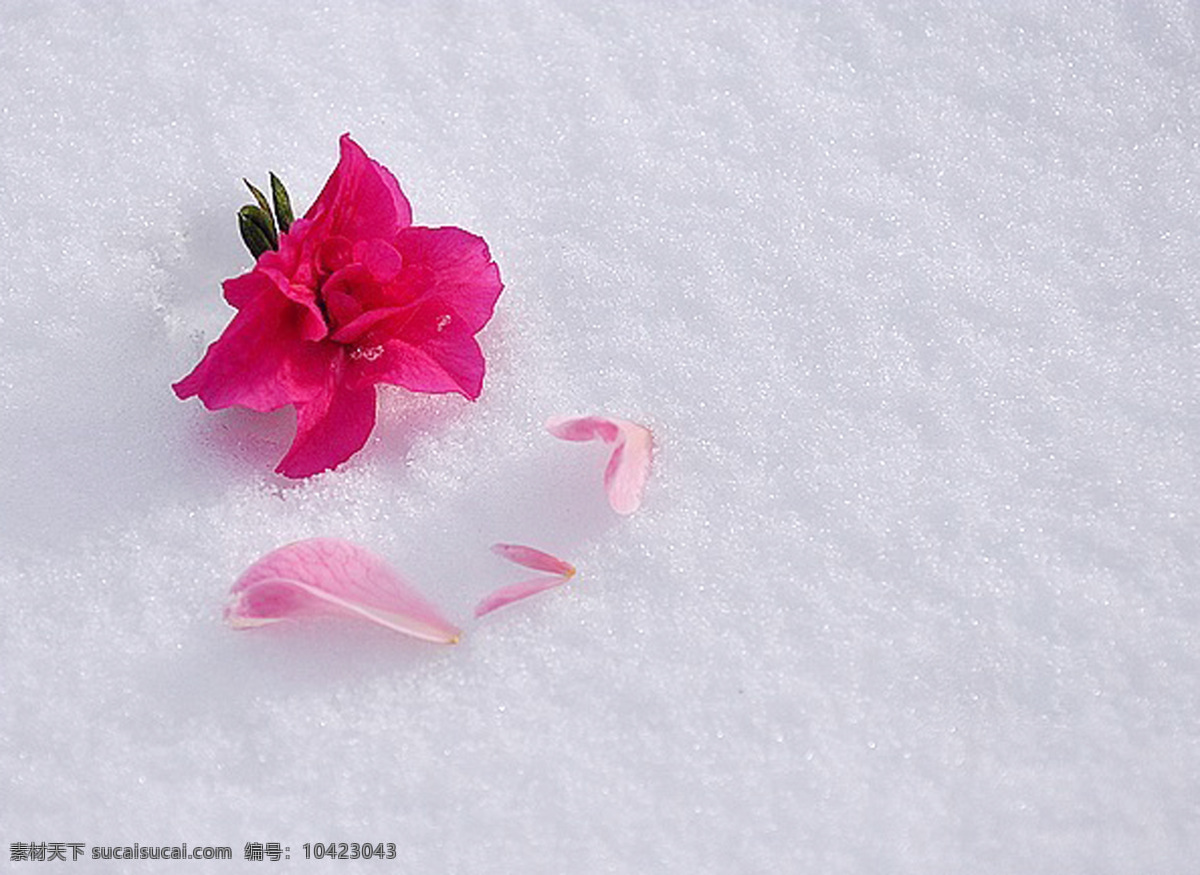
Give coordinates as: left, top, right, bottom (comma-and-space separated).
173, 289, 336, 413
474, 575, 572, 618
323, 286, 366, 331
354, 238, 404, 283
491, 543, 576, 577
275, 356, 377, 478
347, 301, 486, 399
227, 537, 461, 643
222, 266, 273, 309
317, 235, 355, 275
394, 226, 504, 334
330, 306, 409, 345
546, 415, 654, 515
304, 134, 413, 241
224, 253, 328, 332
544, 416, 621, 443
367, 338, 484, 398
321, 263, 389, 318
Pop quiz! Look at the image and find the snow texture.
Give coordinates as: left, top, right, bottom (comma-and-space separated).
2, 1, 1198, 871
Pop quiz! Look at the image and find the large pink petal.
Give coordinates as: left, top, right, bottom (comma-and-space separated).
304, 134, 413, 242
546, 415, 654, 515
173, 290, 336, 413
227, 537, 461, 643
276, 356, 377, 478
394, 226, 503, 333
491, 543, 576, 577
474, 575, 572, 618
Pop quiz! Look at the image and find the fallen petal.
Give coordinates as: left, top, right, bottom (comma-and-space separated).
491, 543, 576, 577
474, 575, 572, 618
226, 537, 460, 644
546, 415, 654, 515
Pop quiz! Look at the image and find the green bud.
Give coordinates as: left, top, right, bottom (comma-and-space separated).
243, 177, 272, 216
238, 204, 276, 259
270, 172, 294, 233
243, 178, 277, 241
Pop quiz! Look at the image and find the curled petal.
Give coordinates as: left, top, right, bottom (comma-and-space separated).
546, 415, 654, 515
222, 266, 274, 309
491, 543, 576, 577
474, 575, 572, 618
226, 538, 460, 644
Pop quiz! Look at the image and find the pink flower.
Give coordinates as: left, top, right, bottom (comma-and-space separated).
174, 134, 503, 477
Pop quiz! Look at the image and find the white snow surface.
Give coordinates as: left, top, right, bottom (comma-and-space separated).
2, 1, 1198, 871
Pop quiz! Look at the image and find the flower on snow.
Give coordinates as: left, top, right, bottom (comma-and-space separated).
174, 134, 503, 477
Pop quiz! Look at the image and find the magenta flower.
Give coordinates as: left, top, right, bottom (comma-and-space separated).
174, 134, 503, 477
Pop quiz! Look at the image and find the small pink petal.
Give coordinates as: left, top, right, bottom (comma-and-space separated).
226, 537, 460, 644
491, 543, 576, 577
474, 575, 572, 618
546, 415, 654, 515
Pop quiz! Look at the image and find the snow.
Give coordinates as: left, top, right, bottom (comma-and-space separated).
2, 1, 1198, 871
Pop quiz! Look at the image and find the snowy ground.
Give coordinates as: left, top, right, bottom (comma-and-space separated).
2, 1, 1198, 871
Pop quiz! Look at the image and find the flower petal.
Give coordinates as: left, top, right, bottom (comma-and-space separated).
222, 266, 274, 309
394, 226, 504, 334
546, 415, 654, 515
276, 358, 377, 478
474, 575, 572, 618
354, 238, 404, 283
305, 134, 413, 242
222, 261, 327, 344
331, 306, 409, 345
363, 336, 484, 398
491, 543, 576, 577
227, 537, 461, 643
348, 301, 486, 399
317, 235, 355, 275
173, 290, 335, 413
